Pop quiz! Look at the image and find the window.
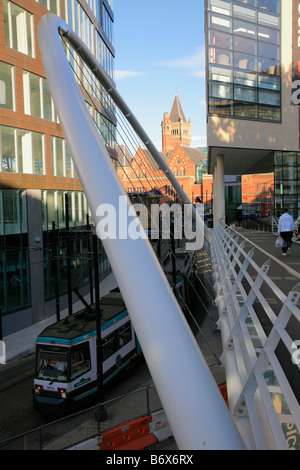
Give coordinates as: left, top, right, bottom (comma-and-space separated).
52, 137, 76, 177
23, 72, 56, 121
35, 0, 59, 14
0, 62, 15, 111
29, 73, 41, 118
64, 0, 94, 51
118, 321, 132, 347
102, 3, 114, 44
70, 343, 91, 380
3, 1, 34, 57
102, 332, 115, 361
36, 346, 69, 383
1, 126, 45, 174
1, 126, 15, 172
32, 132, 44, 174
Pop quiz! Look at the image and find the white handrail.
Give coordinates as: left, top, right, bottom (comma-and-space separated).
37, 14, 245, 450
211, 221, 300, 449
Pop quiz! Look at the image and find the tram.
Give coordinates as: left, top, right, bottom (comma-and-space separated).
33, 290, 142, 416
33, 249, 196, 416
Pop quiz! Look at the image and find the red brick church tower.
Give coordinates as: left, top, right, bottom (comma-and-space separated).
161, 92, 192, 155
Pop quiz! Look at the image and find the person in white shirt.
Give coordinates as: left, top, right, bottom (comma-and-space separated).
278, 208, 294, 256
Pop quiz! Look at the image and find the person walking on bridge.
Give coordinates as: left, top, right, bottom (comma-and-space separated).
278, 208, 294, 256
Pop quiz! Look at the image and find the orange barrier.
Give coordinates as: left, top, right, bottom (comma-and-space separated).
99, 415, 158, 450
219, 383, 229, 407
98, 385, 228, 450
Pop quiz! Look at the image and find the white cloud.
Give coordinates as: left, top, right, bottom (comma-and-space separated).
115, 70, 143, 80
159, 46, 205, 76
191, 135, 207, 146
190, 70, 206, 78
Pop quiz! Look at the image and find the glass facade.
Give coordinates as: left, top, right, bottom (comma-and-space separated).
0, 189, 30, 312
207, 0, 281, 120
274, 151, 300, 219
42, 190, 109, 300
0, 0, 114, 323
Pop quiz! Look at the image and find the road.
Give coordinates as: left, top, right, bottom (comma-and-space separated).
0, 351, 153, 444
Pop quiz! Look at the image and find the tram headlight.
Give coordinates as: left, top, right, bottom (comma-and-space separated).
34, 384, 43, 395
58, 388, 67, 399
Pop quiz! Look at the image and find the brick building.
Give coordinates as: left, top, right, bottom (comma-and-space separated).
0, 0, 114, 335
161, 92, 191, 155
117, 93, 206, 202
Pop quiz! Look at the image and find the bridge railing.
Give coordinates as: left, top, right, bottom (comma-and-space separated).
211, 221, 300, 450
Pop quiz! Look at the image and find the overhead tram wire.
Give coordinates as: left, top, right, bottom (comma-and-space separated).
61, 36, 218, 338
62, 36, 217, 329
62, 38, 173, 198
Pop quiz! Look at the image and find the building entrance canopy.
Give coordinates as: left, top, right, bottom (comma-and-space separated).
208, 146, 273, 176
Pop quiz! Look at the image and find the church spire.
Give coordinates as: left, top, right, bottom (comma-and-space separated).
161, 92, 192, 155
169, 91, 187, 123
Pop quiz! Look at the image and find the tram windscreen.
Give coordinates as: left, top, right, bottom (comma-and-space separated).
36, 345, 69, 382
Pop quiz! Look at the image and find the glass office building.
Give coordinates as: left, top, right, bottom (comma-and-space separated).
0, 1, 115, 335
205, 1, 300, 221
207, 0, 281, 121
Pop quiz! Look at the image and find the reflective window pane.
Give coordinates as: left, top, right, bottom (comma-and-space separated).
234, 70, 257, 87
209, 98, 233, 115
233, 19, 257, 38
209, 47, 233, 65
258, 25, 280, 44
258, 74, 280, 90
208, 12, 232, 32
258, 42, 280, 60
234, 102, 258, 118
234, 52, 257, 71
234, 35, 257, 55
258, 58, 280, 75
258, 0, 280, 14
209, 30, 232, 48
236, 0, 257, 5
210, 65, 233, 82
258, 105, 280, 120
259, 90, 280, 105
1, 126, 15, 172
32, 133, 44, 175
258, 11, 280, 28
233, 4, 257, 22
43, 79, 52, 121
0, 62, 14, 110
30, 74, 41, 118
211, 82, 233, 98
208, 0, 232, 15
234, 85, 257, 102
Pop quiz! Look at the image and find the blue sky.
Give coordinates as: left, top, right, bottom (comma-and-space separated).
113, 0, 207, 151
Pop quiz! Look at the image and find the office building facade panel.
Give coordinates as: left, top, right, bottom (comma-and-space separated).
206, 1, 300, 220
207, 0, 281, 121
0, 0, 114, 335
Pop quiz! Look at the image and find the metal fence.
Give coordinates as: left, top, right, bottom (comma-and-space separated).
0, 384, 162, 450
211, 221, 300, 450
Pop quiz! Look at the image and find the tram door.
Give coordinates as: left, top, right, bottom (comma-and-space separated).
102, 317, 136, 376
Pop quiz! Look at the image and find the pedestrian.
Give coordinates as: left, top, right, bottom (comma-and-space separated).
278, 208, 294, 256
